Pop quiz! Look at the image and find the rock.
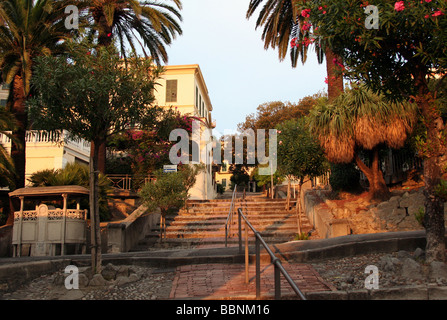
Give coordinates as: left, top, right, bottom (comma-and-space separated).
58, 289, 85, 300
89, 274, 109, 287
101, 263, 118, 281
401, 258, 424, 280
397, 250, 412, 259
128, 273, 140, 282
429, 261, 447, 281
379, 255, 400, 272
414, 248, 425, 260
115, 276, 132, 286
117, 266, 130, 278
78, 274, 89, 287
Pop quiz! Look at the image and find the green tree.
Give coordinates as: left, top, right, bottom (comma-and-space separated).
304, 0, 447, 262
308, 85, 416, 200
237, 95, 322, 132
29, 42, 160, 273
84, 0, 183, 173
0, 0, 78, 189
276, 117, 328, 233
246, 0, 344, 101
139, 165, 202, 240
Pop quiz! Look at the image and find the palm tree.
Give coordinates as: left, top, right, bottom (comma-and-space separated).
83, 0, 183, 173
0, 0, 77, 189
86, 0, 182, 62
0, 107, 17, 190
308, 85, 417, 200
246, 0, 343, 101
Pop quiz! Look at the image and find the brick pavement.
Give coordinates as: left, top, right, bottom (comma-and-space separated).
169, 262, 336, 299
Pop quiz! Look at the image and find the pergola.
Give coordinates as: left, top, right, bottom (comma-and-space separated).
9, 185, 89, 257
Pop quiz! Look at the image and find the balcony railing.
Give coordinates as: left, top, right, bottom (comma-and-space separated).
0, 130, 91, 153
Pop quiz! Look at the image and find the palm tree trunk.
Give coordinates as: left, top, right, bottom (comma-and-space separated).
325, 49, 344, 102
9, 74, 27, 190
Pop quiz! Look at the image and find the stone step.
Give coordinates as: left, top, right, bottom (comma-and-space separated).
131, 195, 318, 252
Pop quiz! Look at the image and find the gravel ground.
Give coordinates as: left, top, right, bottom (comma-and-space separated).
0, 265, 175, 300
2, 248, 447, 300
311, 249, 447, 291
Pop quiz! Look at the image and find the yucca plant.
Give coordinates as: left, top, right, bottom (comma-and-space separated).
308, 84, 417, 200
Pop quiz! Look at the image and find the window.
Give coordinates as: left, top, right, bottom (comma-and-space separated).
166, 79, 178, 103
221, 161, 228, 173
199, 95, 202, 114
222, 178, 227, 189
195, 86, 199, 108
0, 99, 6, 107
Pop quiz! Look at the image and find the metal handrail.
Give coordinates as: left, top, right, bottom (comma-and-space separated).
237, 207, 306, 300
224, 184, 237, 247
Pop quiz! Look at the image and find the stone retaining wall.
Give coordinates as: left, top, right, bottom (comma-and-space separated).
106, 205, 160, 253
302, 187, 443, 239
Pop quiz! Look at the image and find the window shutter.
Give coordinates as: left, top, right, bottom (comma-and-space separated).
166, 80, 178, 103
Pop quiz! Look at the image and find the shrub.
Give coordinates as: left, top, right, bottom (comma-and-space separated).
329, 162, 362, 192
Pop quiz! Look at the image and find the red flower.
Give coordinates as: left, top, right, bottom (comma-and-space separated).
290, 37, 298, 48
301, 22, 312, 31
301, 8, 311, 18
432, 10, 444, 17
107, 33, 112, 37
394, 1, 405, 12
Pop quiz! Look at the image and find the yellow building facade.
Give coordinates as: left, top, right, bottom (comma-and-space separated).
154, 64, 217, 200
0, 64, 218, 200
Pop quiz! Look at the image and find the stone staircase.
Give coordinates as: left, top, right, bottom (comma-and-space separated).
131, 193, 319, 251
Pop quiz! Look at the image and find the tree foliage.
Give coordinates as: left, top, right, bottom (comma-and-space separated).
238, 95, 322, 132
28, 41, 161, 272
276, 117, 328, 182
139, 165, 203, 239
28, 163, 112, 221
302, 0, 447, 262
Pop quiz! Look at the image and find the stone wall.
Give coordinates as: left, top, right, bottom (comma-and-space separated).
106, 205, 160, 253
303, 187, 443, 238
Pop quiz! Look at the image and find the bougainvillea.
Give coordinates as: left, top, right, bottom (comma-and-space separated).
123, 109, 200, 187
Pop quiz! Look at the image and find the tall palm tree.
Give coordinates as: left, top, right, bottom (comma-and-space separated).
246, 0, 343, 101
308, 85, 417, 200
0, 107, 17, 190
86, 0, 182, 63
84, 0, 183, 173
0, 0, 78, 189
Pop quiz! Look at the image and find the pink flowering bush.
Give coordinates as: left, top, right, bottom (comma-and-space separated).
394, 1, 405, 11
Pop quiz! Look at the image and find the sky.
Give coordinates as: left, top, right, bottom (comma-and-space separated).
164, 0, 327, 136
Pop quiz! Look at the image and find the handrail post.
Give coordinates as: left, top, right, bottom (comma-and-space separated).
245, 220, 249, 284
273, 258, 281, 300
255, 235, 261, 300
238, 207, 242, 254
